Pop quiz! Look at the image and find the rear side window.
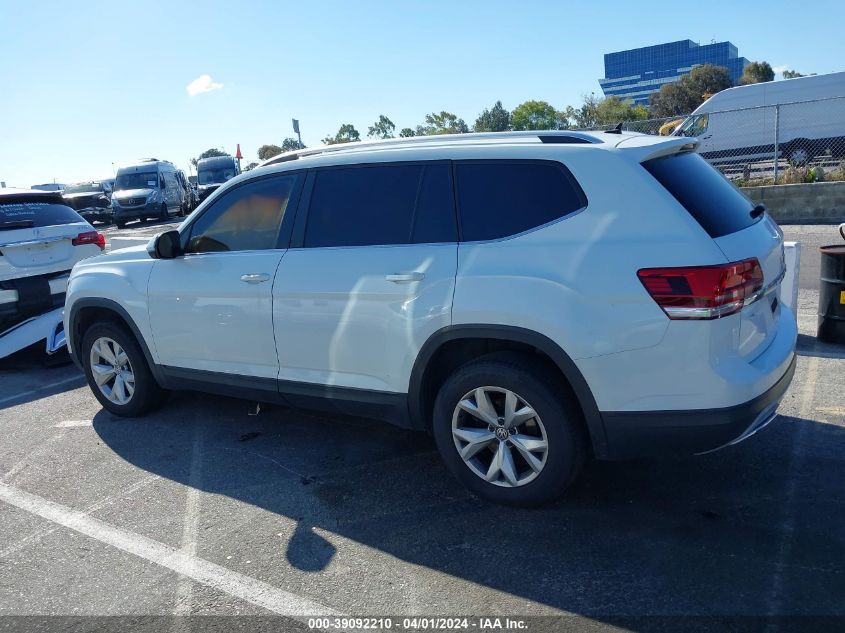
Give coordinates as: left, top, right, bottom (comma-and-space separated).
643, 151, 758, 238
304, 163, 456, 248
0, 200, 83, 230
455, 161, 587, 242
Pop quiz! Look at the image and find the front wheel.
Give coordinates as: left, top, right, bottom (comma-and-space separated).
81, 321, 166, 417
432, 357, 586, 507
159, 203, 168, 221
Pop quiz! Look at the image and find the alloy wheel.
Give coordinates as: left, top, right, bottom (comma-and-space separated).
89, 337, 135, 405
451, 386, 549, 487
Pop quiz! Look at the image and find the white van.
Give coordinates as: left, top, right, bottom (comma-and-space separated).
675, 71, 845, 166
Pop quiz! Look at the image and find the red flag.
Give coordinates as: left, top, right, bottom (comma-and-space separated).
235, 144, 243, 160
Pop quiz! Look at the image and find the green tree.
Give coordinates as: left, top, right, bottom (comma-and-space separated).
281, 137, 305, 152
257, 144, 283, 160
739, 61, 775, 85
649, 64, 731, 117
650, 82, 698, 117
243, 161, 259, 172
594, 96, 649, 126
415, 111, 469, 135
399, 127, 416, 137
323, 123, 361, 145
191, 147, 229, 167
782, 69, 804, 79
511, 100, 559, 130
367, 115, 396, 139
684, 64, 732, 101
473, 100, 511, 132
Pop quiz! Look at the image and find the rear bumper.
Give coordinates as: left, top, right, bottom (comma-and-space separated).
599, 353, 796, 459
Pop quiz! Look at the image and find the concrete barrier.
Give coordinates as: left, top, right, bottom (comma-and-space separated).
741, 181, 845, 225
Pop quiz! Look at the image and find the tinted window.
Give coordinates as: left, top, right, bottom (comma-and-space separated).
0, 200, 83, 229
643, 151, 758, 238
186, 175, 300, 253
304, 164, 456, 247
456, 161, 586, 241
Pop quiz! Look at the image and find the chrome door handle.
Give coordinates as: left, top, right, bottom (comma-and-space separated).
240, 273, 271, 284
385, 272, 425, 283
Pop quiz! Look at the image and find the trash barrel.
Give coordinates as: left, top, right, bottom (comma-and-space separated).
818, 243, 845, 344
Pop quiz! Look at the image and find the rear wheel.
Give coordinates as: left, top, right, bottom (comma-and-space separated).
432, 357, 586, 507
787, 141, 813, 166
81, 321, 166, 417
115, 220, 126, 229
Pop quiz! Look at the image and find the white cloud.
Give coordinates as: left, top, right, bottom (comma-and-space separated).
773, 65, 789, 75
186, 74, 223, 97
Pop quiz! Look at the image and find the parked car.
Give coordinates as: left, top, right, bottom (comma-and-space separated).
31, 183, 66, 192
1, 188, 104, 359
111, 159, 185, 228
63, 181, 114, 225
675, 70, 845, 166
65, 131, 796, 506
175, 170, 195, 214
196, 155, 239, 202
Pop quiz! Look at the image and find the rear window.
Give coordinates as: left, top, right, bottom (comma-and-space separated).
643, 151, 758, 238
0, 200, 84, 230
455, 161, 587, 242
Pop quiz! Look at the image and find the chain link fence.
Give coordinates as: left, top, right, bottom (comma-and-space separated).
585, 96, 845, 185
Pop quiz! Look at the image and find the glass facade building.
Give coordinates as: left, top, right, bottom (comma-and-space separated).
599, 40, 749, 106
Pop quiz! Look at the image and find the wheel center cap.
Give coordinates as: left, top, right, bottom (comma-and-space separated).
495, 427, 510, 440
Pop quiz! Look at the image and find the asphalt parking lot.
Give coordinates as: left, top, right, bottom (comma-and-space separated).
1, 224, 843, 631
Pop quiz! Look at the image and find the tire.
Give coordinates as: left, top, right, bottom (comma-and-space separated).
432, 356, 586, 507
80, 321, 166, 417
115, 220, 126, 229
159, 204, 168, 221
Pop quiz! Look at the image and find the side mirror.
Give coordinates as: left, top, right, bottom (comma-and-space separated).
147, 230, 183, 259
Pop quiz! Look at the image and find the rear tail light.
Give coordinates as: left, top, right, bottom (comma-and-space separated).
72, 231, 106, 250
638, 258, 764, 320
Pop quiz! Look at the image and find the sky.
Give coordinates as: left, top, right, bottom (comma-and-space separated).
1, 0, 843, 187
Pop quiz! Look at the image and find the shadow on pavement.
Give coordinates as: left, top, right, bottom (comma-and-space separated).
92, 393, 845, 620
796, 333, 845, 359
0, 345, 83, 410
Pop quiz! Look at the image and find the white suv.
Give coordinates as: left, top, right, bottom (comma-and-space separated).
65, 131, 796, 506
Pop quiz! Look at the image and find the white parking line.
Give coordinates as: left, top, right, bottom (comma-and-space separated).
55, 419, 93, 428
0, 482, 340, 617
0, 374, 85, 408
766, 355, 819, 622
174, 423, 204, 615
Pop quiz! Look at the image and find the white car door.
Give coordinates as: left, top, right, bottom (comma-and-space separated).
273, 162, 458, 394
147, 172, 304, 379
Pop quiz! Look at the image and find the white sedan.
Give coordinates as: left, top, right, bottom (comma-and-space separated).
1, 188, 105, 359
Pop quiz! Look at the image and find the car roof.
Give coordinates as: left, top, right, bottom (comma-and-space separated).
256, 130, 693, 171
116, 159, 173, 171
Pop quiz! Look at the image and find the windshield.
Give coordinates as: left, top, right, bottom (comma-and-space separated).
198, 168, 236, 185
676, 113, 709, 138
114, 171, 158, 191
64, 183, 103, 195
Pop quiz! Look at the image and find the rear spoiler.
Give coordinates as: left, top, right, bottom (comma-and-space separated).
613, 135, 699, 162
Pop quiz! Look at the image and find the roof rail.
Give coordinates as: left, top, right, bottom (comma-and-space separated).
259, 130, 605, 168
